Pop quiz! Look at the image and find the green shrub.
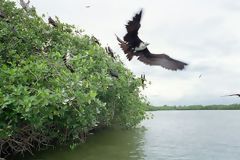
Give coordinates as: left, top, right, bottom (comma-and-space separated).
0, 0, 147, 157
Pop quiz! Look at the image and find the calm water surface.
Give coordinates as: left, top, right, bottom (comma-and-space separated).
24, 111, 240, 160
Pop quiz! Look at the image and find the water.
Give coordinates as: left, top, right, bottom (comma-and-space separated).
23, 111, 240, 160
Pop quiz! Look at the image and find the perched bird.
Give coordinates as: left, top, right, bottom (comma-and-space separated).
116, 9, 188, 71
63, 52, 74, 73
105, 46, 115, 59
91, 36, 100, 45
223, 94, 240, 98
141, 74, 146, 89
199, 74, 202, 78
141, 74, 146, 84
109, 70, 119, 78
48, 17, 58, 27
0, 10, 6, 18
20, 0, 30, 11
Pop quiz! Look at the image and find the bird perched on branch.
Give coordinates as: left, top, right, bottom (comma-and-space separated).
48, 17, 58, 27
20, 0, 30, 11
91, 36, 100, 45
0, 10, 6, 18
105, 46, 115, 59
109, 70, 119, 78
223, 94, 240, 98
116, 9, 188, 71
141, 74, 146, 89
63, 52, 74, 73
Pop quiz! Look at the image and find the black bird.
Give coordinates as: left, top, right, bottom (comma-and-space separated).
91, 36, 100, 45
20, 0, 30, 11
0, 10, 6, 18
116, 9, 188, 71
0, 10, 11, 23
109, 70, 119, 78
141, 74, 146, 84
105, 46, 115, 59
48, 17, 58, 27
223, 94, 240, 98
63, 52, 74, 73
141, 74, 146, 89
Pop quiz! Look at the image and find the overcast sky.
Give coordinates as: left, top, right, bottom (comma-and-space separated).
13, 0, 240, 106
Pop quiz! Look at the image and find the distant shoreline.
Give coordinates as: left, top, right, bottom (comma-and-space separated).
147, 104, 240, 111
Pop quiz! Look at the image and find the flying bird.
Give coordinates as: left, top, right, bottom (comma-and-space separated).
20, 0, 30, 11
105, 46, 115, 59
48, 17, 58, 27
223, 94, 240, 98
63, 52, 74, 73
85, 5, 91, 8
116, 9, 188, 71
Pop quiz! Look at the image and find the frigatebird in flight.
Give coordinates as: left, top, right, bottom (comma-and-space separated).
223, 94, 240, 98
116, 9, 188, 71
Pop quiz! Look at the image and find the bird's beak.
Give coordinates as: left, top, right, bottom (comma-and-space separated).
145, 42, 150, 46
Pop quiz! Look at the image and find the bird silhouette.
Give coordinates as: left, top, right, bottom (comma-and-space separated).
116, 9, 188, 71
109, 70, 119, 78
141, 74, 146, 89
223, 94, 240, 97
91, 36, 100, 45
105, 46, 115, 59
48, 17, 58, 27
20, 0, 30, 11
0, 10, 6, 18
63, 52, 74, 73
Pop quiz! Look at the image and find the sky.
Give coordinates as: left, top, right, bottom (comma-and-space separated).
12, 0, 240, 106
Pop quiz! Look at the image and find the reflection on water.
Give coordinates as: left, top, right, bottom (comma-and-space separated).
23, 111, 240, 160
23, 128, 146, 160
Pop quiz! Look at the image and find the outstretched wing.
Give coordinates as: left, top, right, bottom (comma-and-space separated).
125, 9, 142, 34
116, 35, 134, 60
137, 49, 188, 70
124, 9, 143, 47
224, 94, 240, 97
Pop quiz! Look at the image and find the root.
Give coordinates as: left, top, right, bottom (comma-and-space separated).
0, 125, 51, 158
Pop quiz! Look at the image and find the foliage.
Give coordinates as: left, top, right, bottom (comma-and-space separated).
0, 0, 148, 157
148, 104, 240, 111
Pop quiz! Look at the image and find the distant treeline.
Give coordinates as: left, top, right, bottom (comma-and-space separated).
148, 104, 240, 111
